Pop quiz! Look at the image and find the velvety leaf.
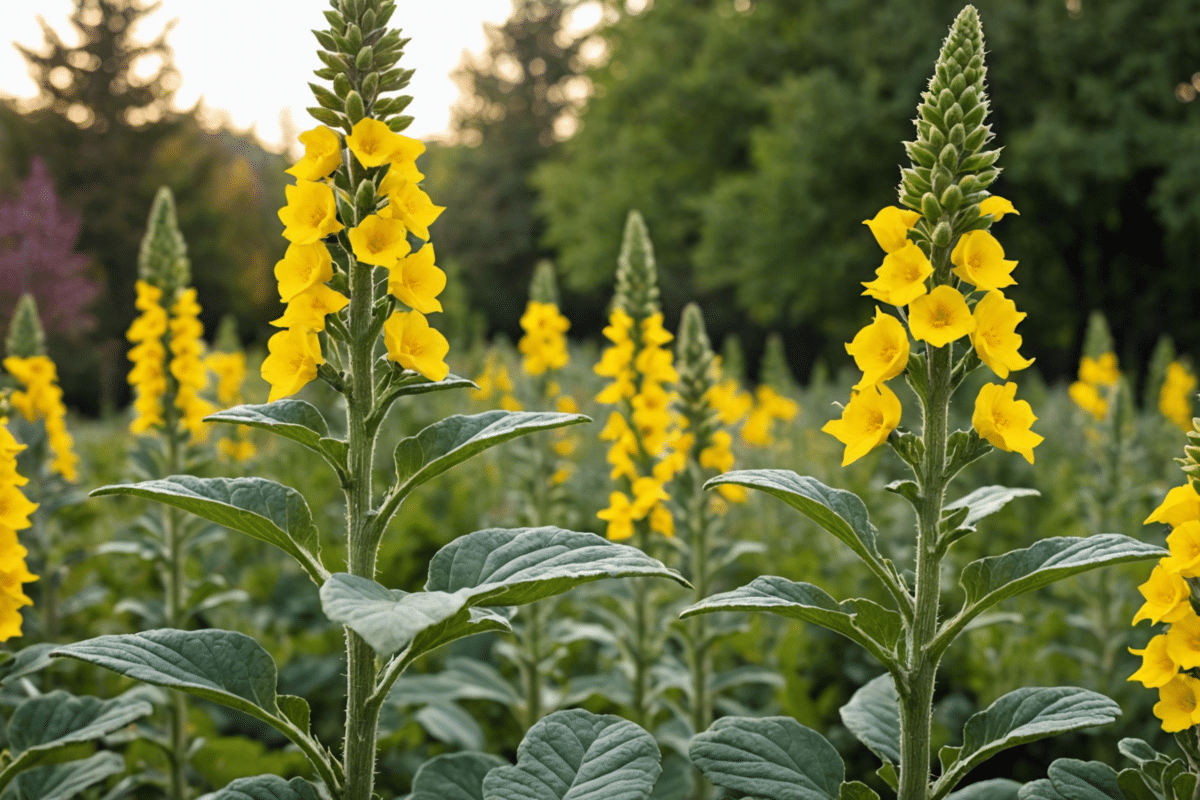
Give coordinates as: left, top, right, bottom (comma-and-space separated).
91, 476, 326, 584
417, 701, 485, 750
8, 752, 124, 800
689, 716, 844, 800
649, 754, 694, 800
1117, 738, 1166, 767
944, 486, 1040, 527
387, 372, 478, 398
394, 411, 589, 500
705, 470, 881, 565
197, 775, 322, 800
840, 782, 881, 800
412, 752, 508, 800
0, 644, 56, 686
1116, 770, 1156, 800
839, 674, 900, 766
4, 691, 152, 774
681, 576, 900, 667
946, 779, 1022, 800
320, 574, 466, 656
1017, 760, 1123, 800
204, 401, 331, 455
937, 688, 1121, 796
482, 708, 660, 800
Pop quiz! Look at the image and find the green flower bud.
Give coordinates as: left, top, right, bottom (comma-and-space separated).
354, 178, 376, 216
948, 123, 966, 149
355, 46, 373, 71
139, 186, 189, 300
311, 82, 342, 111
904, 141, 936, 169
387, 115, 414, 133
931, 164, 953, 196
931, 221, 953, 248
613, 210, 660, 321
6, 294, 45, 359
529, 260, 560, 306
345, 90, 365, 124
940, 184, 963, 213
761, 333, 795, 392
322, 9, 345, 33
921, 192, 943, 221
362, 72, 379, 102
721, 334, 747, 384
333, 73, 352, 99
362, 8, 376, 32
938, 143, 959, 170
307, 106, 349, 132
346, 23, 362, 52
1082, 310, 1115, 359
675, 303, 717, 430
314, 30, 337, 51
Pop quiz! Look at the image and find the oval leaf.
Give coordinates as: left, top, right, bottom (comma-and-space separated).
204, 400, 330, 454
482, 708, 660, 800
426, 526, 690, 604
936, 688, 1120, 797
91, 476, 327, 584
198, 775, 322, 800
385, 372, 478, 398
680, 576, 900, 667
944, 486, 1040, 527
320, 574, 467, 657
839, 674, 901, 766
8, 752, 124, 800
689, 716, 844, 800
413, 752, 508, 800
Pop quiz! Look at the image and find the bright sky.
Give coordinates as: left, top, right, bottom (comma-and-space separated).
0, 0, 518, 149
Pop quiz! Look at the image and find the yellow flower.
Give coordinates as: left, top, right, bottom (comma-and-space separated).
518, 301, 570, 376
381, 179, 445, 240
345, 118, 416, 168
1168, 611, 1200, 669
1079, 353, 1120, 387
595, 341, 635, 378
1132, 562, 1192, 625
275, 242, 334, 303
1129, 635, 1179, 688
606, 434, 638, 481
555, 395, 579, 414
389, 244, 446, 314
1160, 361, 1197, 431
218, 437, 257, 463
500, 395, 523, 412
951, 231, 1017, 291
979, 196, 1019, 221
706, 379, 752, 426
970, 291, 1034, 379
1147, 484, 1200, 527
0, 524, 36, 642
598, 492, 635, 541
1154, 674, 1200, 732
602, 308, 634, 345
261, 328, 324, 402
716, 483, 747, 503
552, 437, 577, 458
286, 125, 342, 181
630, 476, 669, 519
550, 466, 572, 485
1165, 521, 1200, 577
700, 430, 735, 473
383, 310, 450, 381
205, 351, 248, 407
862, 206, 922, 253
846, 307, 909, 389
821, 384, 902, 466
379, 159, 425, 195
649, 503, 674, 537
271, 285, 350, 332
909, 285, 976, 348
861, 243, 932, 306
1069, 381, 1107, 421
278, 181, 344, 245
0, 485, 37, 531
348, 214, 411, 267
972, 382, 1043, 463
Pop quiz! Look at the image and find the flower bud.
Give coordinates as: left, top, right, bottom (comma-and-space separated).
921, 192, 943, 222
944, 104, 963, 127
334, 73, 352, 99
344, 91, 365, 124
346, 23, 362, 52
949, 123, 966, 149
931, 221, 953, 248
938, 143, 959, 170
354, 178, 376, 216
362, 72, 379, 102
307, 106, 348, 132
940, 184, 963, 213
355, 46, 374, 71
931, 164, 954, 196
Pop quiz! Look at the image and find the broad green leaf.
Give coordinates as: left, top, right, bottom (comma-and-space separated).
91, 476, 327, 584
1016, 760, 1122, 800
680, 577, 900, 667
408, 607, 513, 663
650, 754, 694, 800
1116, 770, 1156, 800
393, 411, 589, 501
426, 526, 690, 603
839, 674, 900, 766
946, 779, 1022, 800
1117, 738, 1168, 767
689, 716, 844, 800
387, 657, 522, 707
944, 486, 1040, 527
936, 688, 1120, 797
840, 782, 881, 800
320, 574, 467, 656
412, 752, 508, 800
0, 644, 56, 686
197, 775, 322, 800
482, 709, 660, 800
955, 536, 1164, 630
8, 752, 124, 800
705, 470, 881, 566
386, 372, 478, 399
417, 702, 485, 750
204, 401, 332, 456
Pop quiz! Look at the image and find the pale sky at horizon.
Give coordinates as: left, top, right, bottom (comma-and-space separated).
0, 0, 525, 150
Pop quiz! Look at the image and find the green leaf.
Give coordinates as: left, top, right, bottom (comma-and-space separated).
946, 779, 1022, 800
944, 486, 1040, 527
680, 577, 900, 668
705, 470, 882, 566
1016, 760, 1122, 800
839, 674, 900, 766
412, 752, 507, 800
416, 702, 485, 750
320, 574, 467, 656
385, 372, 478, 399
8, 752, 124, 800
393, 411, 589, 502
204, 401, 332, 457
1116, 770, 1156, 800
936, 687, 1121, 797
1173, 772, 1198, 800
840, 782, 881, 800
0, 644, 56, 686
198, 775, 322, 800
91, 477, 327, 584
482, 709, 660, 800
689, 716, 844, 800
2, 691, 152, 778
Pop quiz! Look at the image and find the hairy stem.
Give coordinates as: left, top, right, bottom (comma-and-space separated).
163, 424, 190, 800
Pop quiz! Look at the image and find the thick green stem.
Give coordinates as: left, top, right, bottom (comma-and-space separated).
163, 424, 190, 800
688, 481, 712, 800
522, 599, 544, 730
343, 252, 381, 800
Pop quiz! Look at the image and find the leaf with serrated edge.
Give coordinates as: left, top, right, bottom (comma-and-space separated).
482, 709, 660, 800
197, 775, 322, 800
936, 688, 1120, 797
681, 577, 900, 668
394, 411, 588, 501
204, 400, 330, 454
946, 779, 1022, 800
689, 716, 844, 800
705, 470, 881, 566
840, 675, 901, 767
412, 752, 507, 800
91, 476, 327, 584
944, 486, 1039, 527
9, 751, 124, 800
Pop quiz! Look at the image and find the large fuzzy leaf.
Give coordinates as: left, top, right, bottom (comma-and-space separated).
839, 675, 901, 767
689, 716, 844, 800
1017, 760, 1122, 800
681, 576, 900, 668
320, 575, 467, 657
943, 486, 1040, 527
412, 752, 508, 800
204, 401, 331, 454
935, 688, 1120, 797
91, 476, 327, 584
482, 709, 660, 800
7, 752, 124, 800
197, 775, 322, 800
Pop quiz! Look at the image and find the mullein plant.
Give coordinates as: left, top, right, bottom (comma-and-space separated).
58, 3, 685, 799
205, 316, 257, 463
679, 8, 1164, 799
1069, 313, 1122, 423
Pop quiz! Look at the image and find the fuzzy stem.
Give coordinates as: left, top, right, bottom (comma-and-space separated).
687, 478, 712, 800
163, 415, 190, 800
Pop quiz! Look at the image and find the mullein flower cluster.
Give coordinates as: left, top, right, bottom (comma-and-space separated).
740, 384, 799, 447
4, 355, 78, 482
1069, 352, 1121, 421
0, 421, 37, 641
168, 288, 216, 442
206, 325, 256, 462
127, 280, 169, 433
1160, 360, 1197, 432
474, 353, 521, 411
822, 195, 1041, 464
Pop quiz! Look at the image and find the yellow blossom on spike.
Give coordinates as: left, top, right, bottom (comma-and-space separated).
970, 291, 1034, 379
598, 492, 635, 541
0, 523, 36, 641
275, 242, 334, 303
596, 375, 635, 405
1147, 484, 1200, 527
383, 310, 450, 381
649, 504, 674, 537
700, 430, 735, 473
630, 476, 669, 518
862, 243, 933, 306
381, 179, 445, 240
1165, 521, 1200, 577
518, 301, 570, 376
821, 384, 902, 466
348, 214, 411, 267
1079, 353, 1120, 387
556, 395, 579, 414
1160, 361, 1197, 431
0, 485, 37, 531
389, 244, 446, 314
1154, 674, 1200, 732
550, 466, 572, 485
500, 395, 523, 412
205, 351, 248, 407
272, 284, 350, 332
1129, 635, 1179, 688
641, 314, 673, 348
1132, 563, 1192, 625
261, 328, 324, 402
606, 433, 638, 481
218, 438, 257, 463
603, 309, 634, 344
846, 307, 909, 389
862, 206, 922, 253
909, 285, 976, 348
278, 181, 344, 245
717, 483, 747, 503
706, 379, 752, 426
552, 438, 577, 458
951, 231, 1017, 292
595, 341, 635, 378
379, 159, 425, 195
346, 118, 408, 168
286, 126, 342, 181
972, 382, 1043, 463
600, 411, 631, 441
1069, 381, 1107, 421
979, 196, 1019, 221
1167, 611, 1200, 669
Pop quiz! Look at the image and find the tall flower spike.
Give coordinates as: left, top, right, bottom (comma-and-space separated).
6, 295, 45, 359
614, 211, 660, 322
529, 260, 560, 306
138, 187, 189, 302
